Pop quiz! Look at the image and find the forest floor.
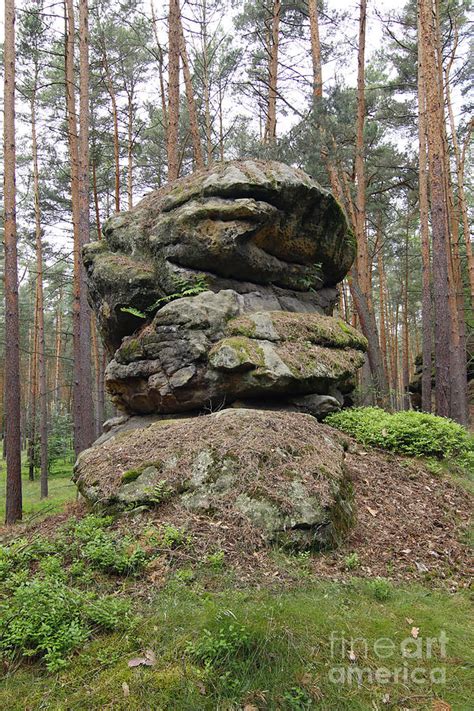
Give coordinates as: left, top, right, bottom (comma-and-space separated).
0, 442, 472, 710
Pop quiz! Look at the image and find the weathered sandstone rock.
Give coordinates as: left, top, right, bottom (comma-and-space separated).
73, 408, 354, 551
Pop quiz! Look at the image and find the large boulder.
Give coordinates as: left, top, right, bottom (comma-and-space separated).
84, 160, 354, 353
106, 289, 366, 414
73, 408, 354, 551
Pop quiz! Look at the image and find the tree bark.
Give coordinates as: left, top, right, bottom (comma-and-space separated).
308, 0, 323, 97
167, 0, 180, 181
265, 0, 281, 144
416, 21, 432, 413
31, 90, 48, 497
419, 0, 452, 418
177, 11, 204, 169
4, 0, 22, 523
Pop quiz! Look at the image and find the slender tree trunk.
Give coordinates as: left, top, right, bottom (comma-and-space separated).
127, 95, 134, 208
376, 235, 388, 382
92, 159, 102, 239
4, 0, 22, 523
419, 0, 452, 418
75, 0, 95, 453
151, 2, 169, 140
354, 0, 371, 300
53, 289, 63, 408
167, 0, 180, 181
177, 11, 204, 169
28, 288, 39, 481
402, 223, 410, 410
31, 90, 48, 497
265, 0, 281, 144
308, 0, 323, 97
417, 23, 432, 413
99, 41, 120, 211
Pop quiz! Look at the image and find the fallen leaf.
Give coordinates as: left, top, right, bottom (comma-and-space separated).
411, 627, 420, 639
122, 682, 130, 697
416, 561, 429, 573
432, 701, 451, 711
127, 649, 156, 668
196, 681, 206, 695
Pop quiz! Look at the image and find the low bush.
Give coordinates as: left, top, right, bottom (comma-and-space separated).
0, 575, 130, 671
326, 407, 473, 459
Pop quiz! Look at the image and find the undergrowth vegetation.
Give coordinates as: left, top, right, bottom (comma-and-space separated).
0, 509, 472, 708
0, 515, 189, 670
326, 407, 474, 461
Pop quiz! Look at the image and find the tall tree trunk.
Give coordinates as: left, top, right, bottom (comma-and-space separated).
376, 234, 388, 382
53, 288, 63, 408
417, 22, 432, 413
3, 0, 22, 523
419, 0, 452, 418
99, 39, 120, 212
308, 0, 323, 97
167, 0, 180, 181
177, 11, 204, 169
91, 159, 102, 239
127, 95, 134, 208
75, 0, 95, 453
151, 1, 169, 139
265, 0, 281, 144
28, 288, 39, 481
354, 0, 371, 300
31, 90, 48, 497
402, 222, 410, 410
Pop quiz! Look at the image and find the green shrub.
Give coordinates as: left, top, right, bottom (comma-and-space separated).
326, 407, 473, 459
368, 577, 392, 602
186, 623, 252, 668
0, 577, 130, 671
344, 552, 360, 570
82, 532, 147, 576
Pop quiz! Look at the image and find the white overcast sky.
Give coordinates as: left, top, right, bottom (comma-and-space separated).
0, 0, 406, 58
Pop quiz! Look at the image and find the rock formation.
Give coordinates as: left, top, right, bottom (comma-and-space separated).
84, 160, 365, 416
75, 160, 367, 550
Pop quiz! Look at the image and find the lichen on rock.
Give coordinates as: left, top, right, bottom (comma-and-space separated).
76, 160, 367, 551
73, 409, 354, 551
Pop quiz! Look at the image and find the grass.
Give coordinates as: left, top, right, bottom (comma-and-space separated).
0, 454, 77, 523
0, 444, 472, 709
0, 579, 472, 710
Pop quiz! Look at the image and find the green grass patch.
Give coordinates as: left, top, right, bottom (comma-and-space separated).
0, 580, 472, 709
0, 454, 77, 523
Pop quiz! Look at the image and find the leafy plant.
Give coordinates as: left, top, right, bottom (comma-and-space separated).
0, 577, 130, 671
120, 305, 147, 319
326, 407, 473, 459
368, 577, 392, 601
160, 524, 189, 549
120, 274, 208, 320
206, 550, 225, 570
344, 552, 360, 570
186, 622, 252, 669
148, 274, 208, 311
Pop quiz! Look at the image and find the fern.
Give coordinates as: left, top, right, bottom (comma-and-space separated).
120, 306, 146, 319
146, 274, 208, 313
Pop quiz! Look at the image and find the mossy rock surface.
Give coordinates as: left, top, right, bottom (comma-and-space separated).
74, 408, 354, 551
105, 290, 366, 415
83, 160, 354, 354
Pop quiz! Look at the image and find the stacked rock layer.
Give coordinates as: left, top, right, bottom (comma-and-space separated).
84, 159, 366, 417
75, 160, 367, 549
